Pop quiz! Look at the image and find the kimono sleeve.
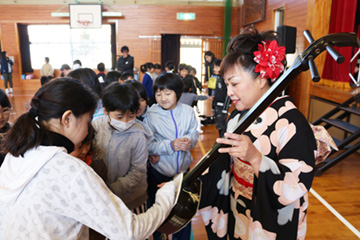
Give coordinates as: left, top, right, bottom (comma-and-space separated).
255, 115, 317, 210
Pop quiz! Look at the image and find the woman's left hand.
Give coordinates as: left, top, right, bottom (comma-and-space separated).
216, 132, 262, 168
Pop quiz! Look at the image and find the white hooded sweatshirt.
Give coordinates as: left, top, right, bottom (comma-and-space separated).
0, 145, 176, 240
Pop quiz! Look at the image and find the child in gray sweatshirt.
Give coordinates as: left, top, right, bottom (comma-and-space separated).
92, 83, 152, 213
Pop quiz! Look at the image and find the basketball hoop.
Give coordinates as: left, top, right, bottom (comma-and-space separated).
77, 20, 91, 26
69, 4, 101, 29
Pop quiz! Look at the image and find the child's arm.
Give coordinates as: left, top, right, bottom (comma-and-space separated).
194, 77, 202, 90
144, 116, 175, 156
109, 136, 148, 196
148, 137, 174, 156
194, 94, 209, 101
182, 109, 200, 150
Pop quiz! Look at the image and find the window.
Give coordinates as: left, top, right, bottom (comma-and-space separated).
28, 24, 111, 70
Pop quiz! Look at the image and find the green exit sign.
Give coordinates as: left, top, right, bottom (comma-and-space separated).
177, 13, 196, 20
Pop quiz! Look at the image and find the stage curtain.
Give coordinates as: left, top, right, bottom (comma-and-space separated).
18, 24, 33, 74
321, 0, 358, 89
161, 34, 180, 72
111, 23, 116, 70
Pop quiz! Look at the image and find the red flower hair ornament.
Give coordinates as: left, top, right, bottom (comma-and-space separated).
253, 40, 286, 82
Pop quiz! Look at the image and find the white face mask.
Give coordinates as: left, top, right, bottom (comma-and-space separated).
108, 116, 136, 132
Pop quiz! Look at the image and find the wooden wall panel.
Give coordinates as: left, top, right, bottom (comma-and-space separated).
230, 6, 241, 37
298, 0, 332, 117
250, 0, 322, 117
113, 5, 224, 75
0, 22, 22, 88
0, 1, 335, 115
0, 4, 224, 90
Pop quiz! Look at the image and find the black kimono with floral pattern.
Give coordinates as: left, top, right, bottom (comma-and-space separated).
199, 96, 316, 240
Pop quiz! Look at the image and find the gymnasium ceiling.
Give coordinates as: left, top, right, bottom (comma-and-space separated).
0, 0, 242, 6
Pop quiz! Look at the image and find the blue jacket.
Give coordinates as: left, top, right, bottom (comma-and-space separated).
0, 58, 13, 74
142, 73, 154, 99
144, 103, 199, 177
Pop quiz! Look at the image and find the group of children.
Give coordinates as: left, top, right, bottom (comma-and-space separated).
57, 64, 199, 239
140, 61, 209, 109
89, 71, 200, 239
0, 55, 224, 239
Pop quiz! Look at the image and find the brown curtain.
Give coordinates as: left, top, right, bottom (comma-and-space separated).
161, 34, 180, 72
18, 24, 33, 73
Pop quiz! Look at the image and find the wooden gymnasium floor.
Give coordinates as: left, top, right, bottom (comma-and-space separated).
6, 88, 360, 240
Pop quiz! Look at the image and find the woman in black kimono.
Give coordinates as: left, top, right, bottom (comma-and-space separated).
199, 28, 317, 240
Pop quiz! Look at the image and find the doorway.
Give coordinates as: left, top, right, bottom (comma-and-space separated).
180, 37, 202, 81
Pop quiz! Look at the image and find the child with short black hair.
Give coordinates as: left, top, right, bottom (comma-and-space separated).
165, 60, 175, 73
121, 71, 134, 82
125, 79, 149, 121
105, 70, 122, 85
153, 63, 162, 80
144, 73, 199, 240
141, 62, 155, 106
178, 63, 190, 79
92, 83, 152, 213
97, 62, 106, 88
178, 75, 209, 106
189, 66, 202, 93
0, 89, 11, 166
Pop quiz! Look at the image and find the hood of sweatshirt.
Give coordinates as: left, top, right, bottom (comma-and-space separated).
0, 146, 66, 205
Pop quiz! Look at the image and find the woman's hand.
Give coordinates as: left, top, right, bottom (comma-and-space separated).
216, 132, 262, 176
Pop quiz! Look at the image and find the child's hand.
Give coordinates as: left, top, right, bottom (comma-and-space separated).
171, 138, 182, 151
177, 138, 192, 151
149, 155, 160, 164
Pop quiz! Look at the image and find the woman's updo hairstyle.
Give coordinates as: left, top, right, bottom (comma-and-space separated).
221, 26, 285, 85
2, 78, 98, 157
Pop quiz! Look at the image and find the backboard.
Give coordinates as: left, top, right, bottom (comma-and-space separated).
69, 4, 102, 29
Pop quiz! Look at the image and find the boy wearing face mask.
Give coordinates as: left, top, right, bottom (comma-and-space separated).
92, 83, 152, 213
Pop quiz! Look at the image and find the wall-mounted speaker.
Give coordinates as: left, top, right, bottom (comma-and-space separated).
277, 25, 297, 54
